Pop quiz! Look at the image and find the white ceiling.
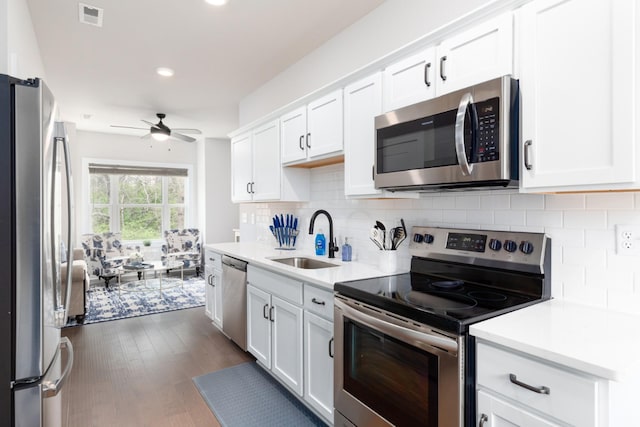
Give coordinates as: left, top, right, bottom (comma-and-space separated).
26, 0, 385, 140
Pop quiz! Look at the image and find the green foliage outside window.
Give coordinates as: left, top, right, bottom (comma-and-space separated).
89, 171, 187, 240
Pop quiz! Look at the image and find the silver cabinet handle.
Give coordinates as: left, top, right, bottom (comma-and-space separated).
207, 274, 212, 285
306, 132, 311, 149
262, 303, 269, 320
440, 56, 447, 81
479, 413, 488, 427
299, 135, 304, 150
269, 306, 275, 322
43, 337, 74, 398
328, 337, 334, 358
424, 62, 432, 87
311, 297, 325, 306
246, 182, 251, 194
524, 140, 533, 170
454, 92, 475, 176
250, 182, 255, 194
509, 373, 550, 394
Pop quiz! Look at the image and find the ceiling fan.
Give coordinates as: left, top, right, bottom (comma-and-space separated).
111, 113, 202, 142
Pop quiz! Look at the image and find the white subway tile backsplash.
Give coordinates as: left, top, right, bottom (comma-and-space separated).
545, 194, 585, 210
525, 210, 563, 228
510, 194, 545, 210
586, 193, 635, 210
563, 210, 607, 229
241, 163, 640, 312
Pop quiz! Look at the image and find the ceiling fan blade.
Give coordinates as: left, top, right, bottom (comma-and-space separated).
170, 132, 196, 143
141, 119, 161, 129
110, 125, 148, 130
171, 128, 202, 135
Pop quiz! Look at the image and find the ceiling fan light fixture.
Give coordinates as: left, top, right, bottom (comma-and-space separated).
150, 125, 170, 141
151, 133, 169, 141
205, 0, 228, 6
156, 67, 175, 77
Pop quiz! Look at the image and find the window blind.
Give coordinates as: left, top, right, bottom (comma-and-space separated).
88, 163, 188, 177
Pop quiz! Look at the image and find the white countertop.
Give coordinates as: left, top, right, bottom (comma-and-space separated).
470, 299, 640, 382
205, 242, 406, 291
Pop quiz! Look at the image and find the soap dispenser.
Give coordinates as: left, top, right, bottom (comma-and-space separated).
341, 237, 352, 262
315, 229, 326, 256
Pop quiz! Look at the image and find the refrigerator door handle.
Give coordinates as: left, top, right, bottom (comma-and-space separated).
52, 122, 75, 328
43, 337, 74, 398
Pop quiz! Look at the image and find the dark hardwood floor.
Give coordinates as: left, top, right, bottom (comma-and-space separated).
61, 307, 253, 427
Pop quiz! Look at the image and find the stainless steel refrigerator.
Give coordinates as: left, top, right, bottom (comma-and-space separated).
0, 74, 74, 426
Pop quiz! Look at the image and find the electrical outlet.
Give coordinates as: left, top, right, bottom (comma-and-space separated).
615, 225, 640, 255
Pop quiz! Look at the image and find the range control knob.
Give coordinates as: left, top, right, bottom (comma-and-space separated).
504, 240, 518, 253
423, 234, 435, 244
488, 238, 502, 251
519, 241, 535, 255
413, 233, 424, 243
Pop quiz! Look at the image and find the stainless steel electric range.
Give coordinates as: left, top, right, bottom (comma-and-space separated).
333, 226, 551, 427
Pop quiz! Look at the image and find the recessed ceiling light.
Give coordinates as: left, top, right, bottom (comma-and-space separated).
156, 67, 174, 77
205, 0, 228, 6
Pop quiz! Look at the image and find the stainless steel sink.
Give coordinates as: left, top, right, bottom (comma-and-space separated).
271, 257, 339, 269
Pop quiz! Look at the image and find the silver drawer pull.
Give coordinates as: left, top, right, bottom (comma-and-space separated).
509, 373, 550, 394
311, 297, 325, 306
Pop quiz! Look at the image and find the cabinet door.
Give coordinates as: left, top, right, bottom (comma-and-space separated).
204, 269, 213, 320
271, 295, 303, 396
252, 119, 281, 201
307, 89, 343, 160
436, 12, 513, 96
246, 284, 271, 368
519, 0, 635, 190
383, 47, 436, 111
344, 73, 383, 197
230, 132, 253, 202
304, 311, 334, 423
212, 268, 223, 328
477, 390, 560, 427
281, 106, 307, 164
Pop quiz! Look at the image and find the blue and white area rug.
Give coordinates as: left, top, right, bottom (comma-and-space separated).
65, 276, 205, 327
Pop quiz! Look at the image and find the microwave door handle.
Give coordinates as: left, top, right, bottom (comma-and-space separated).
454, 92, 474, 176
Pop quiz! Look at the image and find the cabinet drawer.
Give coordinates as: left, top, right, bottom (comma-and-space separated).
477, 342, 599, 427
247, 266, 303, 305
303, 285, 333, 319
204, 249, 222, 270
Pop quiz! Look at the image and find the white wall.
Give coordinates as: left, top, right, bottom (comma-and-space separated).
200, 138, 238, 244
4, 0, 45, 79
239, 0, 491, 125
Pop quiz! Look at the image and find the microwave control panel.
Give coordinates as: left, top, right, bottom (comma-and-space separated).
472, 97, 500, 163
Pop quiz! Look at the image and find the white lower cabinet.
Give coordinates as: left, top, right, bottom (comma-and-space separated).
476, 341, 602, 427
246, 267, 304, 397
303, 288, 334, 423
204, 249, 222, 329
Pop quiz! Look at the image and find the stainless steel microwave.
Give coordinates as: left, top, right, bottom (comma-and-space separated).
374, 75, 519, 192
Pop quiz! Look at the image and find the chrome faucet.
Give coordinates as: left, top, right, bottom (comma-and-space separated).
308, 209, 339, 258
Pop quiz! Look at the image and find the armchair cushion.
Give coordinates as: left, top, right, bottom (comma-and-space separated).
80, 232, 140, 280
161, 228, 201, 269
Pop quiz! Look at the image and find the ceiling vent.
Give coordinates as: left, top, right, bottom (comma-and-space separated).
78, 3, 104, 27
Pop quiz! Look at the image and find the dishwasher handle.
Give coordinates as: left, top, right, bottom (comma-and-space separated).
222, 255, 248, 272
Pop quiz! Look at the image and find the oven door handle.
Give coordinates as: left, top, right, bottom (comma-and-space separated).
335, 298, 458, 353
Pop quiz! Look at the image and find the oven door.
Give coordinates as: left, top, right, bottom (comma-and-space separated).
334, 296, 463, 427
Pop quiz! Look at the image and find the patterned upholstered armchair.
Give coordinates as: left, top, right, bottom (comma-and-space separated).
80, 232, 138, 286
161, 228, 201, 276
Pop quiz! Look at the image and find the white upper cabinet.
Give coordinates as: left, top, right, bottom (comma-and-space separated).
519, 0, 636, 191
230, 132, 253, 203
280, 89, 343, 165
383, 47, 436, 111
436, 12, 514, 96
231, 119, 309, 203
344, 72, 419, 198
382, 12, 513, 112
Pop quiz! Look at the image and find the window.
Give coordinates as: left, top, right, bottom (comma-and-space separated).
88, 163, 190, 240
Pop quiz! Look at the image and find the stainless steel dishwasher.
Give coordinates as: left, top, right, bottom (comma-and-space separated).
221, 255, 248, 351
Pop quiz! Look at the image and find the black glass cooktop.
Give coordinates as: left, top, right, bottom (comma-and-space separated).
335, 271, 541, 334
